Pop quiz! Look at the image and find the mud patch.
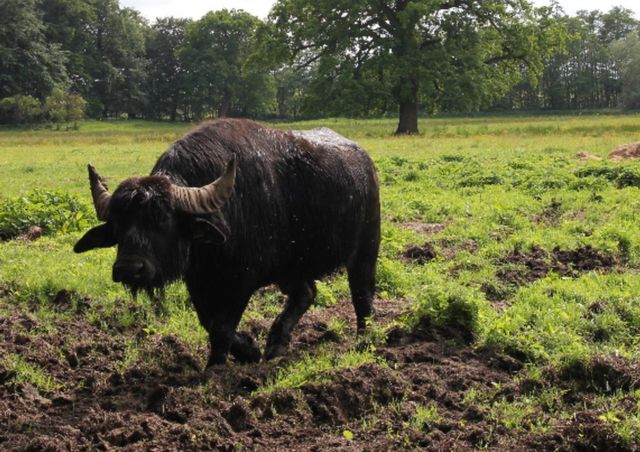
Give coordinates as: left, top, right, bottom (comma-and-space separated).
553, 355, 640, 393
558, 411, 630, 451
438, 238, 480, 260
1, 294, 636, 450
496, 245, 550, 286
610, 142, 640, 161
303, 364, 407, 424
533, 198, 563, 226
497, 245, 618, 287
402, 242, 437, 264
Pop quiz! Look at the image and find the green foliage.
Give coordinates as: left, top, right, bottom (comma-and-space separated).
0, 1, 635, 124
610, 32, 640, 109
409, 403, 441, 431
44, 87, 86, 128
0, 95, 42, 124
0, 190, 93, 239
502, 7, 640, 111
408, 283, 487, 343
181, 9, 275, 119
45, 87, 66, 125
145, 17, 191, 121
271, 0, 568, 132
0, 0, 69, 101
3, 353, 60, 392
375, 257, 411, 299
314, 280, 337, 307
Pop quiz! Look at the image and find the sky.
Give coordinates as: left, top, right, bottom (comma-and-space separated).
120, 0, 640, 22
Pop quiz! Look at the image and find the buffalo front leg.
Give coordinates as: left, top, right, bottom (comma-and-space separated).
264, 281, 316, 360
191, 293, 258, 367
207, 302, 251, 366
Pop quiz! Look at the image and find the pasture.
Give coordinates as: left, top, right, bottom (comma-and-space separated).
1, 114, 640, 449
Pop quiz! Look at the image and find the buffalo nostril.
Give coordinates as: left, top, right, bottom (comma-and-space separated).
112, 260, 146, 283
130, 261, 144, 275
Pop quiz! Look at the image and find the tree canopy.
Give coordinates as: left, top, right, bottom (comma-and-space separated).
270, 0, 568, 134
0, 0, 69, 99
180, 10, 275, 119
0, 1, 638, 128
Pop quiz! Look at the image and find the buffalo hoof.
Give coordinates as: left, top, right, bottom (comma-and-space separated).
263, 342, 288, 361
204, 361, 224, 378
206, 353, 227, 369
231, 332, 261, 363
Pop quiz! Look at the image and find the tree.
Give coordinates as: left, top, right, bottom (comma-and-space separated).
610, 32, 640, 109
44, 87, 86, 128
45, 87, 67, 128
271, 0, 566, 134
0, 95, 42, 124
145, 17, 191, 120
65, 93, 86, 128
89, 0, 148, 117
0, 0, 69, 99
181, 9, 275, 119
38, 0, 95, 97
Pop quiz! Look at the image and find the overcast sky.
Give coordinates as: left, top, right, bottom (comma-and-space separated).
120, 0, 640, 22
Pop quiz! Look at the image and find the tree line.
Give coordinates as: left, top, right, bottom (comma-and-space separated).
0, 0, 638, 133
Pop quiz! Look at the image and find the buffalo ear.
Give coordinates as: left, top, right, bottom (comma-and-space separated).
74, 224, 116, 253
188, 217, 229, 245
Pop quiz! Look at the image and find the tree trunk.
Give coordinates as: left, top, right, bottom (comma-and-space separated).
218, 89, 231, 118
395, 78, 419, 135
170, 99, 177, 122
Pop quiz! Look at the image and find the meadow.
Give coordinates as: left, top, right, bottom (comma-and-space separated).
1, 114, 640, 449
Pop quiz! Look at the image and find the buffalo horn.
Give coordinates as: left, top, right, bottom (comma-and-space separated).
87, 164, 111, 221
172, 155, 237, 214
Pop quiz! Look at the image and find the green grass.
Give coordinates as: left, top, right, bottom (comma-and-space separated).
255, 346, 381, 395
409, 402, 442, 431
3, 353, 60, 392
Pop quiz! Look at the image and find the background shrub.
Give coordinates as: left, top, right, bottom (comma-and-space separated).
0, 190, 93, 240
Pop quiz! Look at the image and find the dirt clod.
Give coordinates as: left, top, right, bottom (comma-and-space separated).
556, 355, 640, 393
576, 151, 602, 161
223, 398, 254, 432
402, 242, 437, 264
17, 225, 43, 241
609, 142, 640, 161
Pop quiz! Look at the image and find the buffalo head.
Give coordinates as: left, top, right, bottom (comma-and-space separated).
74, 157, 236, 292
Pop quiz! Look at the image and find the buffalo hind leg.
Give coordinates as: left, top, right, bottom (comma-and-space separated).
348, 253, 377, 334
264, 281, 316, 360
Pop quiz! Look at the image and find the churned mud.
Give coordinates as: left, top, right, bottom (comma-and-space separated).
402, 242, 438, 264
497, 244, 619, 287
1, 290, 638, 450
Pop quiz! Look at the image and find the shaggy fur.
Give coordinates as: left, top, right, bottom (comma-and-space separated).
75, 118, 380, 366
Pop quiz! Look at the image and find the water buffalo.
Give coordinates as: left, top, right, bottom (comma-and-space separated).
74, 118, 380, 366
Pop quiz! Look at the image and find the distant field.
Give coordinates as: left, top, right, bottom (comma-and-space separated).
1, 114, 640, 449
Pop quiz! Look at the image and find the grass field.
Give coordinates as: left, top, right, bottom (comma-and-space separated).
1, 115, 640, 449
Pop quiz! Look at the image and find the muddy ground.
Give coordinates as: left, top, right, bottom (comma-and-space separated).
1, 289, 638, 451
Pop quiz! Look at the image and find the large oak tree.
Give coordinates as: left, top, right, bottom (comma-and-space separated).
270, 0, 565, 133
